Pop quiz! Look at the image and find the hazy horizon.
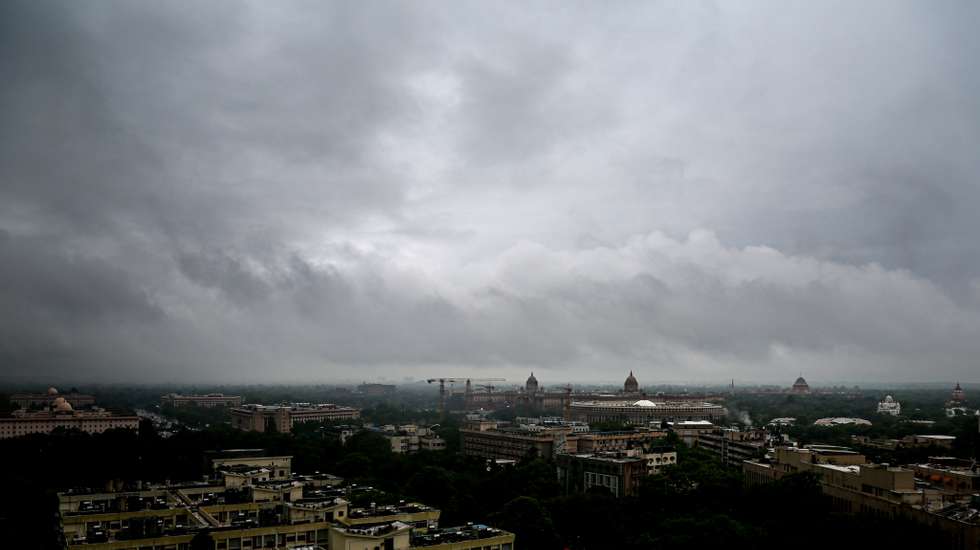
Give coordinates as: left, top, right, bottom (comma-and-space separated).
3, 1, 980, 384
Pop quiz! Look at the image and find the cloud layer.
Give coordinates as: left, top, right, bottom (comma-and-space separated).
2, 1, 979, 383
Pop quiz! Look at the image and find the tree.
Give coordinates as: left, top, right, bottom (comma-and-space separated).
489, 496, 560, 550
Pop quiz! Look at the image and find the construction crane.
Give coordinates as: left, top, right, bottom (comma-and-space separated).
426, 377, 505, 415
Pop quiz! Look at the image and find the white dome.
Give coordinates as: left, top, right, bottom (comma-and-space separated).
633, 400, 656, 407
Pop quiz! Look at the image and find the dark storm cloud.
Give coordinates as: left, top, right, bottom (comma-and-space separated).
2, 1, 980, 383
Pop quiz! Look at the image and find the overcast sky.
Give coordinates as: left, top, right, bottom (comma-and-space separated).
2, 1, 979, 385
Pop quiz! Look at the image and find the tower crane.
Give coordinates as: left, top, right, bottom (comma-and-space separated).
426, 377, 506, 415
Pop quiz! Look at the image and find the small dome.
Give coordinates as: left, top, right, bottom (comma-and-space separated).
884, 395, 893, 402
794, 376, 807, 385
633, 400, 656, 407
47, 386, 59, 396
53, 397, 73, 411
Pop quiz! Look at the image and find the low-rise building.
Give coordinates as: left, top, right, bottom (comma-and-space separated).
0, 399, 138, 439
411, 524, 515, 550
231, 403, 360, 433
160, 393, 243, 408
912, 457, 980, 496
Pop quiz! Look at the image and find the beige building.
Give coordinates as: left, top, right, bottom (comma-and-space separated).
160, 393, 243, 408
231, 403, 360, 433
10, 386, 96, 409
0, 399, 138, 439
58, 452, 511, 550
743, 446, 980, 549
378, 425, 447, 454
567, 399, 726, 424
461, 423, 668, 461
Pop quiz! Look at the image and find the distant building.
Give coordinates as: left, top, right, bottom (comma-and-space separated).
669, 420, 716, 447
460, 421, 667, 461
463, 371, 727, 415
357, 383, 397, 396
231, 403, 360, 433
876, 395, 902, 416
696, 428, 767, 467
160, 393, 242, 408
10, 386, 95, 409
951, 382, 966, 403
567, 399, 726, 424
0, 398, 138, 439
767, 417, 796, 426
374, 425, 447, 454
813, 417, 872, 427
791, 376, 811, 395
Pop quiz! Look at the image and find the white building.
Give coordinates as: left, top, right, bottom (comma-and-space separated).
876, 395, 901, 416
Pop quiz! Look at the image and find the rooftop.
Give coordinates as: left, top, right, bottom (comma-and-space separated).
411, 524, 513, 547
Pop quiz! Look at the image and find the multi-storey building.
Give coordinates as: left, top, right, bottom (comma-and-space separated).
743, 446, 980, 549
58, 455, 511, 550
0, 398, 138, 439
375, 425, 447, 454
461, 426, 572, 460
696, 428, 767, 467
160, 393, 243, 408
230, 403, 360, 433
10, 386, 96, 409
556, 451, 650, 497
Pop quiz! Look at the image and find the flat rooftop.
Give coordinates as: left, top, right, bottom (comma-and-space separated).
412, 524, 512, 547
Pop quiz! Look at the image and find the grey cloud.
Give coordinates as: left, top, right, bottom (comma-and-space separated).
2, 1, 980, 383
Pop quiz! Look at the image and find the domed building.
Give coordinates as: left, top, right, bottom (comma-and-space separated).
951, 382, 965, 403
791, 376, 810, 395
525, 372, 539, 394
876, 395, 901, 416
52, 397, 73, 412
624, 371, 639, 395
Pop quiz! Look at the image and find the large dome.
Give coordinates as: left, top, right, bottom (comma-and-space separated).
53, 397, 73, 412
624, 371, 639, 393
47, 386, 59, 396
633, 400, 656, 407
525, 372, 539, 393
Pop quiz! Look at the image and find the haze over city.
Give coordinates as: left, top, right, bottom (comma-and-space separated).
3, 1, 980, 384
